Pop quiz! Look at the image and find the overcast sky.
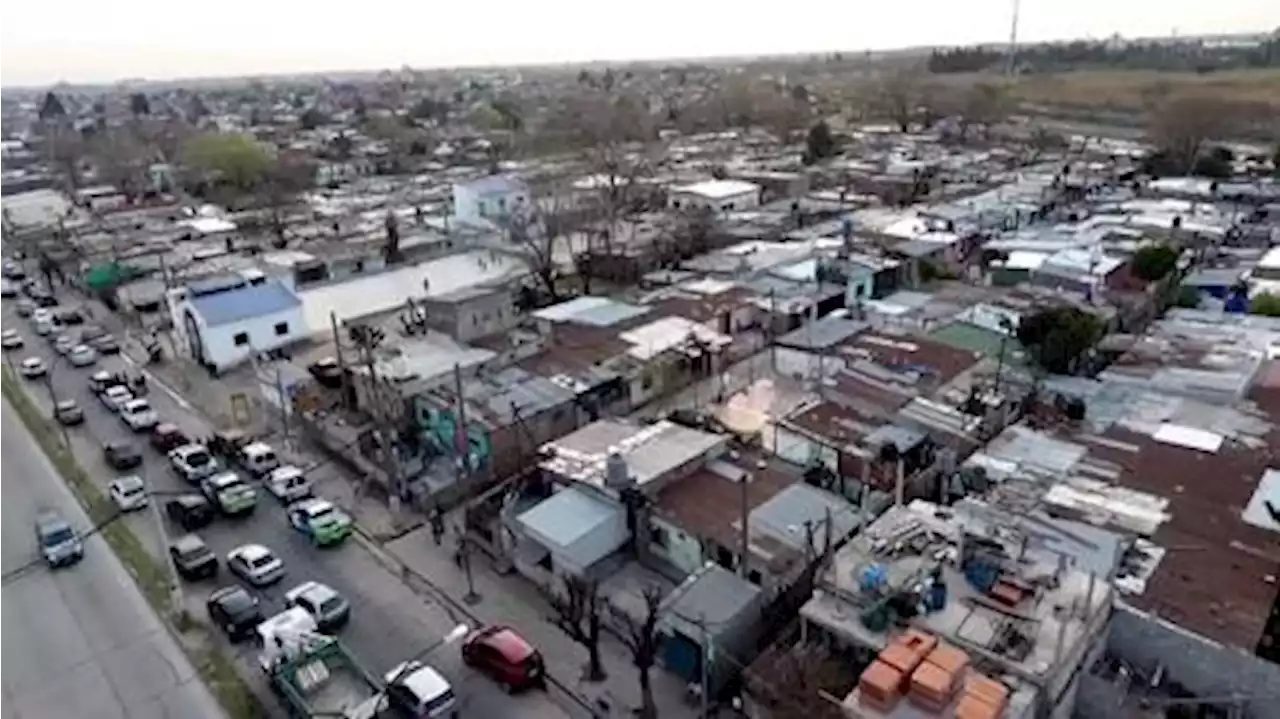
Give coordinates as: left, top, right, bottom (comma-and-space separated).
2, 0, 1276, 87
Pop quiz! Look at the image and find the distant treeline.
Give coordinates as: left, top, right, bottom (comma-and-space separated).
928, 37, 1280, 74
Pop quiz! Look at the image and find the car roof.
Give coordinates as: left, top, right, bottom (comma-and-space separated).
21, 357, 41, 365
296, 498, 334, 514
287, 581, 338, 604
124, 398, 150, 407
172, 494, 209, 507
232, 544, 272, 560
106, 385, 131, 395
111, 475, 145, 490
208, 472, 241, 486
55, 399, 78, 408
388, 662, 450, 701
155, 423, 180, 433
243, 441, 274, 455
172, 534, 208, 552
210, 585, 256, 607
35, 511, 70, 530
271, 465, 303, 479
175, 442, 207, 453
477, 627, 537, 662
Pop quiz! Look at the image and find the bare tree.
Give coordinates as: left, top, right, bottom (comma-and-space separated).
262, 152, 315, 244
87, 130, 153, 199
1148, 94, 1233, 174
547, 575, 607, 682
616, 585, 665, 719
498, 189, 586, 304
952, 81, 1010, 142
874, 67, 927, 132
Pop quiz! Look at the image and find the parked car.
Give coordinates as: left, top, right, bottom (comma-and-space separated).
3, 260, 26, 280
31, 291, 57, 308
170, 534, 218, 580
1, 329, 24, 350
265, 465, 312, 503
120, 398, 158, 432
54, 308, 85, 326
382, 662, 458, 718
169, 443, 219, 482
54, 399, 85, 425
15, 298, 35, 317
287, 498, 353, 547
103, 440, 144, 470
92, 333, 120, 354
284, 581, 351, 631
19, 356, 47, 379
35, 511, 84, 568
150, 423, 190, 453
201, 472, 257, 516
461, 626, 547, 692
108, 475, 149, 512
68, 344, 97, 367
0, 278, 15, 298
165, 494, 215, 531
206, 586, 264, 641
32, 318, 54, 337
52, 334, 74, 356
100, 385, 133, 412
226, 544, 284, 587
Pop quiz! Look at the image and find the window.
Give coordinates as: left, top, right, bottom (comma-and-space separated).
477, 201, 488, 217
274, 322, 289, 336
233, 332, 249, 346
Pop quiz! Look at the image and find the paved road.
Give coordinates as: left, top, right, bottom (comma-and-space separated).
1, 399, 226, 719
2, 292, 570, 719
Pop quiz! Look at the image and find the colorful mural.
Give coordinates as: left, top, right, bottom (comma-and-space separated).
412, 397, 491, 472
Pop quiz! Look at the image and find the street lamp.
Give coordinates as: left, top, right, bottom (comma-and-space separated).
459, 532, 481, 605
143, 472, 185, 616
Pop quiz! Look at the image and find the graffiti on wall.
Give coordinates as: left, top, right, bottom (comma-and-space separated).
412, 397, 491, 472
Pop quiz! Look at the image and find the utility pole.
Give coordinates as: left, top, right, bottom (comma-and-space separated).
452, 362, 469, 479
768, 288, 778, 372
330, 311, 348, 410
738, 472, 750, 580
699, 613, 711, 719
145, 470, 184, 614
1005, 0, 1021, 76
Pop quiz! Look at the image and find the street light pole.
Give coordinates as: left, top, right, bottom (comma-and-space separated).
144, 470, 185, 615
460, 533, 481, 605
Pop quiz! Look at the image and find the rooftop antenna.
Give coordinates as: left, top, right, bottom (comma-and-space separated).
1005, 0, 1021, 76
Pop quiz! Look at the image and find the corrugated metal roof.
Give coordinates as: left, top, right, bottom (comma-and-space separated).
189, 279, 301, 327
749, 483, 864, 554
661, 563, 762, 628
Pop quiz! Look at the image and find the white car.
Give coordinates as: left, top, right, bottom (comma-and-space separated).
32, 318, 53, 337
100, 385, 133, 412
226, 544, 285, 587
31, 308, 53, 324
52, 334, 74, 356
382, 662, 457, 718
265, 465, 312, 503
19, 357, 47, 378
120, 398, 159, 431
68, 344, 97, 367
108, 475, 149, 511
169, 443, 219, 483
1, 329, 23, 350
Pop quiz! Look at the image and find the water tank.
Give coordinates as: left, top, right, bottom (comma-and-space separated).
604, 450, 634, 491
859, 563, 887, 593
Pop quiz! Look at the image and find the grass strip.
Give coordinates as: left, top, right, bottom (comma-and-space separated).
3, 368, 266, 718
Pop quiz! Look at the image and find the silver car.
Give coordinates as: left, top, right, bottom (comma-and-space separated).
36, 511, 84, 568
68, 344, 97, 367
226, 544, 284, 586
1, 329, 23, 350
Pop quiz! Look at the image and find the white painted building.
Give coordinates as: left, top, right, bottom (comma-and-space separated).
668, 179, 762, 214
451, 175, 530, 226
167, 275, 307, 373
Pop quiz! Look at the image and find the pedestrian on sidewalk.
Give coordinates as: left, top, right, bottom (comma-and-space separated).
428, 504, 445, 546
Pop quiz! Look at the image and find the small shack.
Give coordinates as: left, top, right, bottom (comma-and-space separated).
658, 563, 764, 697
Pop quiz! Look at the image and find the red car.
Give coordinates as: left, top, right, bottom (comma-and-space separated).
151, 423, 189, 452
461, 626, 546, 692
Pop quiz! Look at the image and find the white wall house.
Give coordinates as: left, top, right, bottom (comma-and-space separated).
167, 276, 307, 373
668, 179, 762, 214
451, 175, 530, 226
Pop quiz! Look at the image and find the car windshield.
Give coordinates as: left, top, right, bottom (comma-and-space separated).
177, 544, 212, 562
221, 591, 257, 614
186, 451, 210, 466
41, 525, 75, 546
248, 554, 276, 569
120, 483, 144, 497
309, 506, 339, 524
319, 596, 346, 615
421, 688, 456, 714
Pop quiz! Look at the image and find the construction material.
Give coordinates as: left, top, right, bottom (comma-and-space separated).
858, 661, 905, 712
908, 642, 970, 711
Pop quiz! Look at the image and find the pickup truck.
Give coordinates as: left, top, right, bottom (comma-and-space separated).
120, 398, 159, 432
169, 443, 220, 483
259, 608, 460, 719
200, 472, 258, 516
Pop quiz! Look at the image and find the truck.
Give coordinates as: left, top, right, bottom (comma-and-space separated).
209, 430, 280, 477
258, 608, 461, 718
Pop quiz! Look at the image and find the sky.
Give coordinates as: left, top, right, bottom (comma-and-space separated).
1, 0, 1276, 87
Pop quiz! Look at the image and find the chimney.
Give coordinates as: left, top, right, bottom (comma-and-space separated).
604, 448, 635, 491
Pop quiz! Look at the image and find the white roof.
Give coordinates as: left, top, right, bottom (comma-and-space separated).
671, 179, 760, 200
233, 543, 272, 560
186, 217, 237, 235
387, 662, 450, 702
1259, 246, 1280, 270
620, 316, 731, 360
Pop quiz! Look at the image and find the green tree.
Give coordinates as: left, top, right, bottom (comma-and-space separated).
129, 92, 150, 116
1016, 307, 1104, 375
1250, 293, 1280, 317
182, 133, 273, 192
39, 91, 67, 122
1174, 285, 1202, 309
803, 121, 836, 165
1130, 244, 1179, 283
299, 107, 329, 130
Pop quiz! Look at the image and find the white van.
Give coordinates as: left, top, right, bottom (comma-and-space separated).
238, 442, 280, 477
265, 465, 312, 503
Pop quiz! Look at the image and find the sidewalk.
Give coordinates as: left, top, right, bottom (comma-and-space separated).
322, 476, 703, 719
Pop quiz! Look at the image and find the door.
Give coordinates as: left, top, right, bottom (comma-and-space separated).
661, 632, 702, 683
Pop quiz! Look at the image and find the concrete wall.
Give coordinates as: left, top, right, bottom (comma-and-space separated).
1076, 604, 1280, 719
